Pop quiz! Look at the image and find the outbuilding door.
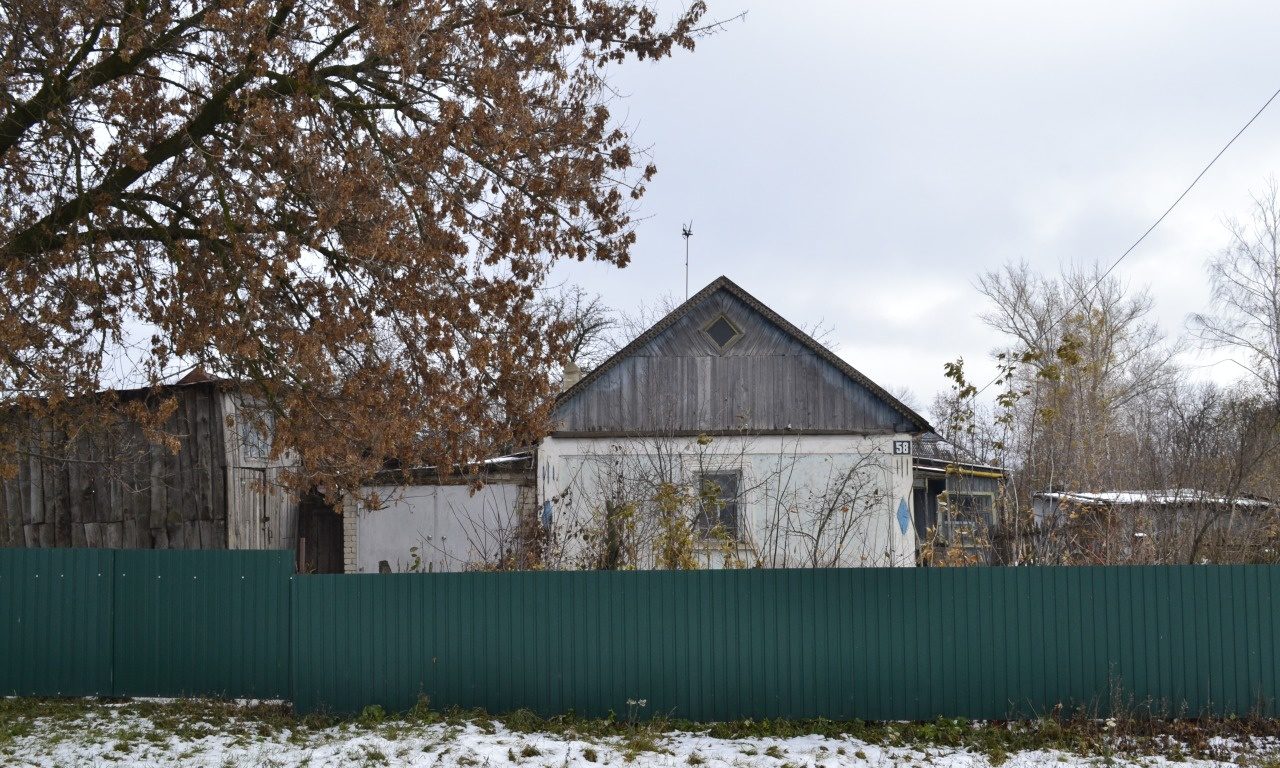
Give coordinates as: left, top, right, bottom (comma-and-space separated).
297, 491, 343, 573
229, 468, 270, 548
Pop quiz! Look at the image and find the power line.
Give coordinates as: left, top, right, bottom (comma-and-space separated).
971, 83, 1280, 400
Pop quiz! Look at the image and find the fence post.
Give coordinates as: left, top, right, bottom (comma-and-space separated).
108, 548, 117, 698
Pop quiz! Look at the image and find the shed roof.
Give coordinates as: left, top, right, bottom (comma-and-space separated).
912, 432, 1005, 476
1034, 489, 1269, 508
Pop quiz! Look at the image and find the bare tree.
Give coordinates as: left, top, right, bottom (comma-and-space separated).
976, 261, 1179, 501
606, 294, 683, 355
1025, 381, 1280, 565
539, 285, 617, 370
1190, 177, 1280, 407
1137, 382, 1280, 563
934, 240, 1280, 565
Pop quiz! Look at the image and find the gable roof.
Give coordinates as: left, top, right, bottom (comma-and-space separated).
558, 275, 933, 434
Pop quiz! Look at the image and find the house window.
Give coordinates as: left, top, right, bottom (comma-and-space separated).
696, 471, 741, 539
701, 315, 742, 351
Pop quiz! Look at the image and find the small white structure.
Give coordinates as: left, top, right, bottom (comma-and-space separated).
1032, 488, 1269, 526
1031, 488, 1274, 563
351, 484, 526, 573
346, 458, 535, 573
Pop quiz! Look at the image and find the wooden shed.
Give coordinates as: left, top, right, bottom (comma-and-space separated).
0, 374, 300, 553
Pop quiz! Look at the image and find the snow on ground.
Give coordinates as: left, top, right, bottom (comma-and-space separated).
3, 704, 1279, 768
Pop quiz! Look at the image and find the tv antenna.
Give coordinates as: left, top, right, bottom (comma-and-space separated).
681, 221, 693, 299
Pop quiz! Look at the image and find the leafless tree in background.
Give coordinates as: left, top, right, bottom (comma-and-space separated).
539, 285, 618, 371
976, 261, 1180, 504
1132, 382, 1280, 563
1190, 177, 1280, 408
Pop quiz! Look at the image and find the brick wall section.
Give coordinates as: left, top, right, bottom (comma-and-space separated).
342, 498, 358, 573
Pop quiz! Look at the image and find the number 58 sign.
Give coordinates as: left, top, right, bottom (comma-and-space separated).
892, 440, 912, 455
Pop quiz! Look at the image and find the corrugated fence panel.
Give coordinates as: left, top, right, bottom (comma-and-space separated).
112, 549, 293, 699
3, 549, 1280, 720
291, 566, 1280, 719
0, 548, 114, 697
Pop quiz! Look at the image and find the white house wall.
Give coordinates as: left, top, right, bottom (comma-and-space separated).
537, 434, 917, 568
354, 483, 525, 573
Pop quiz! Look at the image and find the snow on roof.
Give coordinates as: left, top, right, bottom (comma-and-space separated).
1034, 489, 1269, 508
481, 454, 532, 465
376, 451, 533, 477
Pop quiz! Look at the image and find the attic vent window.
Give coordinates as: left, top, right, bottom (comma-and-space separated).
703, 315, 742, 350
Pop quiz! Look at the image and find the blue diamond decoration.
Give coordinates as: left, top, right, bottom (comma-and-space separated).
897, 498, 910, 534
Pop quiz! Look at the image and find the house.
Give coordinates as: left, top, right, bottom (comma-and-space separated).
912, 433, 1005, 564
0, 371, 303, 555
1032, 489, 1275, 563
539, 276, 934, 568
351, 276, 936, 571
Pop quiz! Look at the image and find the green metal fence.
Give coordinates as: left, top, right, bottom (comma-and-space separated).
4, 549, 1280, 720
0, 548, 114, 697
0, 548, 292, 700
290, 566, 1280, 719
112, 550, 293, 699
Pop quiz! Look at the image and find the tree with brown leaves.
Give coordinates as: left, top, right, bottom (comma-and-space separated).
0, 0, 711, 492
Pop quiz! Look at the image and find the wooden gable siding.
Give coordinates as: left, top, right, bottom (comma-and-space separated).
0, 384, 230, 549
553, 289, 916, 435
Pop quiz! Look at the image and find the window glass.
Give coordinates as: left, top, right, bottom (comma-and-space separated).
939, 492, 993, 543
696, 471, 740, 538
704, 316, 740, 349
239, 410, 275, 460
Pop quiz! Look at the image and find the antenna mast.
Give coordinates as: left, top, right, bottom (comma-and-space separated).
681, 221, 693, 299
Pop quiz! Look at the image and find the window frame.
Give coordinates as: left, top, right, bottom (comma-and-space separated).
700, 314, 744, 352
937, 490, 995, 544
695, 470, 742, 540
238, 409, 276, 461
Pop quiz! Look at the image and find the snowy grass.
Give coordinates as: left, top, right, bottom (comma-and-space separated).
2, 697, 1280, 767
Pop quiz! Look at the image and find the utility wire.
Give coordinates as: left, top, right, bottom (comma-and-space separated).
970, 84, 1280, 400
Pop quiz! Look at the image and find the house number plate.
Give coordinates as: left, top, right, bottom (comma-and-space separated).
892, 440, 912, 455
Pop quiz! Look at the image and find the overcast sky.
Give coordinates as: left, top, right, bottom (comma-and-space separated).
548, 0, 1280, 413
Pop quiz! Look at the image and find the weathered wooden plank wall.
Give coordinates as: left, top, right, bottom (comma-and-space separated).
221, 395, 300, 552
0, 384, 229, 549
554, 289, 917, 434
